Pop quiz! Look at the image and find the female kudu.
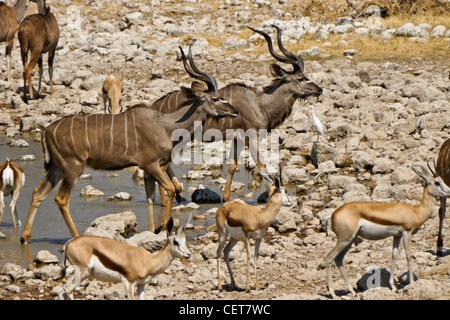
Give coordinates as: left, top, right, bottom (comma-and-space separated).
0, 0, 27, 81
18, 0, 59, 101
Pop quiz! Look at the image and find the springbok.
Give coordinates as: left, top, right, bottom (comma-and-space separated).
18, 0, 59, 101
19, 50, 237, 244
216, 171, 291, 292
434, 138, 450, 256
59, 216, 192, 300
102, 74, 123, 114
0, 160, 25, 230
0, 0, 27, 81
151, 25, 322, 203
320, 164, 450, 298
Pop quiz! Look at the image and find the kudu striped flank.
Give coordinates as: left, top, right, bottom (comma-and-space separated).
434, 138, 450, 256
0, 0, 28, 81
20, 49, 237, 244
150, 25, 322, 202
18, 0, 59, 101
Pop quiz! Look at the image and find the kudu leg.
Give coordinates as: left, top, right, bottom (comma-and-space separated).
143, 164, 175, 233
24, 53, 40, 100
48, 50, 56, 95
223, 139, 244, 202
248, 133, 268, 182
143, 173, 156, 233
21, 169, 63, 244
6, 38, 13, 81
437, 197, 447, 256
158, 164, 183, 206
37, 55, 43, 97
54, 178, 80, 238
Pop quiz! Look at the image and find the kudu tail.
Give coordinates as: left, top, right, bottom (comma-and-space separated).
18, 26, 30, 66
41, 131, 52, 171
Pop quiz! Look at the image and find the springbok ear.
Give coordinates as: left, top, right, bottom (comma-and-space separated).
179, 212, 193, 234
411, 165, 431, 183
274, 177, 281, 189
270, 63, 287, 79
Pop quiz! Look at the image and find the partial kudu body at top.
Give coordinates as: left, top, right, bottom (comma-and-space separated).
20, 51, 237, 244
102, 74, 123, 114
18, 0, 59, 101
434, 138, 450, 256
151, 25, 322, 202
0, 0, 28, 81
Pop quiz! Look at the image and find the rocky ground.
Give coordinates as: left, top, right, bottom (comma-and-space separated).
0, 0, 449, 300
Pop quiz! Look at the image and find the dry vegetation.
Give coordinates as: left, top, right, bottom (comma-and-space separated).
72, 0, 450, 63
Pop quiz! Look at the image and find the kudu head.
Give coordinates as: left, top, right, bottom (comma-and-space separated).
248, 25, 322, 98
178, 45, 238, 119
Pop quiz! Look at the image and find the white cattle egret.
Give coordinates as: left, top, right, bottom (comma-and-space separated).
310, 106, 324, 141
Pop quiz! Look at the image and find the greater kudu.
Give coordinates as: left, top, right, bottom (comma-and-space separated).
20, 50, 237, 244
434, 138, 450, 256
18, 0, 59, 101
152, 25, 322, 202
0, 0, 28, 81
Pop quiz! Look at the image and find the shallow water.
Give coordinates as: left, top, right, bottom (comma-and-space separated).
0, 133, 263, 268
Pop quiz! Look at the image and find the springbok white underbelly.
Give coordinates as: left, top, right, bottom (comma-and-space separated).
357, 219, 404, 240
87, 256, 124, 283
225, 222, 266, 241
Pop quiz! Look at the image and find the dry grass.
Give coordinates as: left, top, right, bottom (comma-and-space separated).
47, 0, 449, 63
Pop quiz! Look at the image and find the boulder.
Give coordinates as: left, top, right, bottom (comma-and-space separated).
192, 186, 221, 204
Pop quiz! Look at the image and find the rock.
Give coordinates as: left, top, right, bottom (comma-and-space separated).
394, 23, 416, 37
8, 139, 29, 148
34, 250, 59, 266
80, 185, 104, 198
1, 263, 29, 281
84, 210, 137, 241
126, 231, 167, 252
360, 287, 398, 300
107, 192, 132, 201
351, 151, 375, 171
431, 25, 446, 38
33, 264, 64, 281
357, 267, 392, 291
271, 207, 299, 233
192, 186, 221, 204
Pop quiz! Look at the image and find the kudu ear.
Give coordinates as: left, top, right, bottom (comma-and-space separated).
270, 63, 287, 79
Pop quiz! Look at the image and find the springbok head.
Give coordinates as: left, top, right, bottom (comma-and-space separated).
412, 161, 450, 198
